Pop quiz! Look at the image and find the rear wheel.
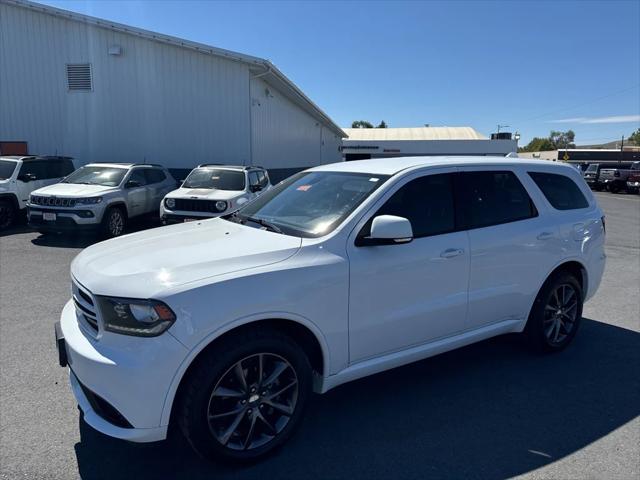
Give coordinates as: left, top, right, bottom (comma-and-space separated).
0, 200, 16, 230
525, 272, 583, 352
178, 330, 312, 462
101, 207, 126, 238
608, 182, 620, 193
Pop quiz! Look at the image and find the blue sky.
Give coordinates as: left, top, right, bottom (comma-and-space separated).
39, 0, 640, 146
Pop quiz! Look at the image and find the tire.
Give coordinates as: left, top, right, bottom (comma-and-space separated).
524, 272, 583, 353
0, 200, 16, 230
608, 182, 620, 193
593, 184, 603, 191
178, 329, 312, 463
101, 207, 126, 238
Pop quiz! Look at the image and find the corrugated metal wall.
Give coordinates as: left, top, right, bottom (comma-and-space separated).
250, 76, 341, 175
1, 2, 343, 175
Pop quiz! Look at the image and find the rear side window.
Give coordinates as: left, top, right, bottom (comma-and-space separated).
144, 169, 166, 184
45, 159, 74, 178
370, 173, 456, 238
528, 172, 589, 210
456, 171, 537, 229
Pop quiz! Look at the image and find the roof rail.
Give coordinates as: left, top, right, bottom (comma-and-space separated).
132, 163, 163, 167
244, 165, 264, 170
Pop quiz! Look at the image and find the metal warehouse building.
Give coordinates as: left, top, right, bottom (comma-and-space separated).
341, 127, 518, 161
0, 0, 345, 181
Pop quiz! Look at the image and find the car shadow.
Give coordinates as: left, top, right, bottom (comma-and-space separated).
29, 216, 165, 249
74, 318, 640, 479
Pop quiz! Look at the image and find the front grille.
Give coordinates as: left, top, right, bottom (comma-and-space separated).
72, 279, 99, 336
173, 198, 220, 213
30, 196, 77, 207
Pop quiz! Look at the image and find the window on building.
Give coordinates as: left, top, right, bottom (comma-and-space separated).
528, 172, 589, 210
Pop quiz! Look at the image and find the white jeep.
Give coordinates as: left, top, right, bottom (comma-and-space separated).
28, 163, 176, 237
0, 156, 75, 230
160, 165, 271, 224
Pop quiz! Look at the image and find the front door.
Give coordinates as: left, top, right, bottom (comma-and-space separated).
347, 170, 469, 363
125, 170, 149, 217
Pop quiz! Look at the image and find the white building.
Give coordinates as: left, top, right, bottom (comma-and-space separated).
341, 127, 518, 161
0, 0, 345, 181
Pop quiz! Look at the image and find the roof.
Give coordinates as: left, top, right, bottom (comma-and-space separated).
342, 127, 488, 142
311, 156, 572, 176
5, 0, 346, 138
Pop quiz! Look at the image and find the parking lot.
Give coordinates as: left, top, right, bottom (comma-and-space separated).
0, 191, 638, 480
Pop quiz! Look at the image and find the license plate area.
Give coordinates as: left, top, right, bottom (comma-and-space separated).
43, 212, 57, 221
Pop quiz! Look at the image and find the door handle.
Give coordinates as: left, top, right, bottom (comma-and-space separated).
537, 231, 554, 240
440, 248, 464, 258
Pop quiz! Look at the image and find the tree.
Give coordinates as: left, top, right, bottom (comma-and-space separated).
377, 120, 388, 128
519, 130, 576, 152
549, 130, 575, 149
629, 128, 640, 145
351, 120, 374, 129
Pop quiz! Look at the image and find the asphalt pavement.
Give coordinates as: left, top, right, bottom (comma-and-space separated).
0, 192, 638, 479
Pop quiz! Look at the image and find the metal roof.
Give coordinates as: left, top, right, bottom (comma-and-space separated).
5, 0, 346, 138
342, 127, 488, 141
311, 156, 569, 176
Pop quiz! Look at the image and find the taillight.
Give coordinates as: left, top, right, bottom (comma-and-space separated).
601, 216, 606, 234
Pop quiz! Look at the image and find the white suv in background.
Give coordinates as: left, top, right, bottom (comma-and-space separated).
28, 163, 176, 237
0, 155, 75, 230
160, 165, 271, 224
56, 157, 605, 462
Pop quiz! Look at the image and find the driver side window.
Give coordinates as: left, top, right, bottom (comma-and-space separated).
360, 173, 456, 239
127, 170, 147, 186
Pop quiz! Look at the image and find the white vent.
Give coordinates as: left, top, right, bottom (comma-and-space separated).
66, 64, 92, 91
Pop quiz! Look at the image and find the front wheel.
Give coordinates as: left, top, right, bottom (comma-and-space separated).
608, 182, 620, 193
525, 272, 583, 352
101, 207, 126, 238
178, 330, 312, 462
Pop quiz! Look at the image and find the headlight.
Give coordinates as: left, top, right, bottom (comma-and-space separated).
75, 197, 103, 205
96, 296, 176, 337
165, 198, 176, 209
215, 200, 227, 212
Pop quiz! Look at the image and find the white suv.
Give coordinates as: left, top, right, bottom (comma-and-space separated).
28, 163, 176, 237
160, 165, 271, 223
56, 157, 605, 462
0, 156, 75, 230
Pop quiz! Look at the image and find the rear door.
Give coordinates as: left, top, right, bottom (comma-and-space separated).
456, 168, 559, 330
143, 169, 169, 213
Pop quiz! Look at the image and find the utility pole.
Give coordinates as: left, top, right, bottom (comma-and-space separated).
620, 135, 624, 163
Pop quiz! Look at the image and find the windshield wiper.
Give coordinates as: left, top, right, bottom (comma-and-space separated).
245, 216, 283, 234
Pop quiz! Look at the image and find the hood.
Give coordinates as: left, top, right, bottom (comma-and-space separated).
71, 218, 302, 298
33, 183, 116, 197
166, 187, 243, 201
0, 179, 11, 191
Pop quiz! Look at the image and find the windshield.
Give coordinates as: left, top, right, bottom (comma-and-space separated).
63, 166, 127, 186
586, 164, 598, 172
183, 168, 246, 190
231, 171, 389, 238
0, 160, 17, 180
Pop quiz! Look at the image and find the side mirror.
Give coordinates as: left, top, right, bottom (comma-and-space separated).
358, 215, 413, 246
250, 184, 262, 192
18, 173, 36, 182
126, 180, 141, 188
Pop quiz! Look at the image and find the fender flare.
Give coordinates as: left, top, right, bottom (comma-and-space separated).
159, 311, 331, 427
0, 193, 20, 210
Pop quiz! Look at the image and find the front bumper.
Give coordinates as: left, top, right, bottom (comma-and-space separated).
28, 206, 102, 231
59, 300, 188, 442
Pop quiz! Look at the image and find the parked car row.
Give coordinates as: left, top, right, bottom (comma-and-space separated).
0, 156, 272, 237
582, 161, 640, 194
